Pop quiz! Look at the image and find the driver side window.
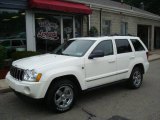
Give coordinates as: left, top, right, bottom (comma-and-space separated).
92, 40, 113, 56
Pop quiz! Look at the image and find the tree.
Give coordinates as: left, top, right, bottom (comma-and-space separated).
112, 0, 160, 15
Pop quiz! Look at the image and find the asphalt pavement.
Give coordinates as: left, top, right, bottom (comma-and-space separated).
0, 60, 160, 120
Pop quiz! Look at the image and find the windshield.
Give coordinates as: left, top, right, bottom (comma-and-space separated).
53, 40, 95, 57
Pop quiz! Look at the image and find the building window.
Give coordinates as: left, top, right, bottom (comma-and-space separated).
35, 14, 61, 53
75, 16, 82, 37
102, 20, 111, 36
121, 22, 128, 35
0, 9, 26, 58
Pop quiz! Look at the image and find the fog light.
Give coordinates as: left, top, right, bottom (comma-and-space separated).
24, 86, 30, 95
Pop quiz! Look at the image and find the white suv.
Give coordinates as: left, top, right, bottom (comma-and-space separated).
6, 36, 149, 112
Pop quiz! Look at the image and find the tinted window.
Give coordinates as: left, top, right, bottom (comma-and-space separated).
12, 40, 22, 46
115, 39, 132, 54
92, 40, 113, 56
131, 39, 145, 51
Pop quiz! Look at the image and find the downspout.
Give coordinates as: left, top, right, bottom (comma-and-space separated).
100, 8, 102, 36
88, 4, 91, 36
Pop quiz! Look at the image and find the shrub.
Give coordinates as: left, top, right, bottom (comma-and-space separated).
89, 26, 98, 37
0, 45, 7, 69
11, 51, 40, 60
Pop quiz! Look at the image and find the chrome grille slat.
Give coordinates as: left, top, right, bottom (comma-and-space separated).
10, 66, 24, 81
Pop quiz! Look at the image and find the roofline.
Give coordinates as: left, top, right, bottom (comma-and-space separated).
68, 0, 160, 22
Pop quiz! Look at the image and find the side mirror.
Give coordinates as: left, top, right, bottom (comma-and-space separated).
89, 50, 104, 59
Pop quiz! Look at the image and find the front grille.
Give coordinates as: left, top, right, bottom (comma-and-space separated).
10, 66, 24, 81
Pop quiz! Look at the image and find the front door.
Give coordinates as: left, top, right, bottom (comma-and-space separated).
85, 40, 117, 88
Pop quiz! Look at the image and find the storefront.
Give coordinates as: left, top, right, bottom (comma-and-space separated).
0, 0, 92, 57
34, 13, 83, 53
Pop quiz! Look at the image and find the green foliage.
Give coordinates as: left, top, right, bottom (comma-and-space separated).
112, 0, 160, 15
89, 26, 98, 37
11, 51, 40, 61
0, 45, 7, 68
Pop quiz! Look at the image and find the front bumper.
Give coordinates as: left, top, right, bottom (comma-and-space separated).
6, 72, 48, 99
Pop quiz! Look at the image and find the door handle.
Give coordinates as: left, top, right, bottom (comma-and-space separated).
108, 60, 116, 63
130, 56, 135, 59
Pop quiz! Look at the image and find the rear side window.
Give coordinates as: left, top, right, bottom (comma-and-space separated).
115, 39, 132, 54
92, 40, 113, 56
130, 39, 145, 51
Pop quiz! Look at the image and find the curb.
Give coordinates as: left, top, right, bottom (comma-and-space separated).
149, 57, 160, 62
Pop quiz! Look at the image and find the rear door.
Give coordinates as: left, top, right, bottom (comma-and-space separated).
115, 39, 135, 80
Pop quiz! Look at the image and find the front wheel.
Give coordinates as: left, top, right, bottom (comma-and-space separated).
128, 67, 143, 89
46, 79, 77, 113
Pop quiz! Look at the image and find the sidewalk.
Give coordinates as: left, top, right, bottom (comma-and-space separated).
0, 53, 160, 93
0, 79, 11, 93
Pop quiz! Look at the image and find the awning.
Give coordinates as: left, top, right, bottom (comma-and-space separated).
29, 0, 92, 15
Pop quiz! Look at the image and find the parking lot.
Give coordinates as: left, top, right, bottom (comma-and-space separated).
0, 60, 160, 120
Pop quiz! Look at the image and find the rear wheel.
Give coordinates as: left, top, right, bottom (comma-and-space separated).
46, 79, 77, 113
128, 67, 143, 89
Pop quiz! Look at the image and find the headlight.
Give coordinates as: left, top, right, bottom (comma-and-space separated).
23, 69, 42, 82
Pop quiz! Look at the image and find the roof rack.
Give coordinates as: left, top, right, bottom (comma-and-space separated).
109, 33, 135, 36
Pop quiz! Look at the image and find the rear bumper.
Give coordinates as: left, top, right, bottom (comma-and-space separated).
6, 72, 48, 99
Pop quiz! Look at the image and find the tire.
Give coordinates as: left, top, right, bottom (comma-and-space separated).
128, 67, 143, 89
46, 79, 77, 113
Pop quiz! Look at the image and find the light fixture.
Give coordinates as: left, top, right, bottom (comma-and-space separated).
2, 19, 10, 21
21, 12, 25, 15
36, 17, 45, 20
12, 16, 19, 19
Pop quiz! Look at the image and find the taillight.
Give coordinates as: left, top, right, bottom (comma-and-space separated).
146, 52, 149, 60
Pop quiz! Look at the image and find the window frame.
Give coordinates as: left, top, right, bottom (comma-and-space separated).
121, 22, 128, 35
102, 20, 111, 36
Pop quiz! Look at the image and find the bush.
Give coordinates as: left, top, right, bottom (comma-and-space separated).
11, 51, 40, 60
0, 45, 7, 69
89, 26, 98, 37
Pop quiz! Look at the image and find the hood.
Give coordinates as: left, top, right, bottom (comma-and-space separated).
13, 54, 78, 70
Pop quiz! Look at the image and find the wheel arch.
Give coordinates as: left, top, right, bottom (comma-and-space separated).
45, 75, 82, 98
133, 63, 145, 74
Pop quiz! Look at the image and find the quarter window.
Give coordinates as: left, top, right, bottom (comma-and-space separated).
115, 39, 132, 54
131, 39, 145, 51
92, 40, 113, 56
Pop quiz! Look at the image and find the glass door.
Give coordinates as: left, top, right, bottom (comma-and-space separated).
63, 16, 73, 42
35, 14, 61, 53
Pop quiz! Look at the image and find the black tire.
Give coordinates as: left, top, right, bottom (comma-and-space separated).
45, 79, 77, 113
128, 67, 143, 89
